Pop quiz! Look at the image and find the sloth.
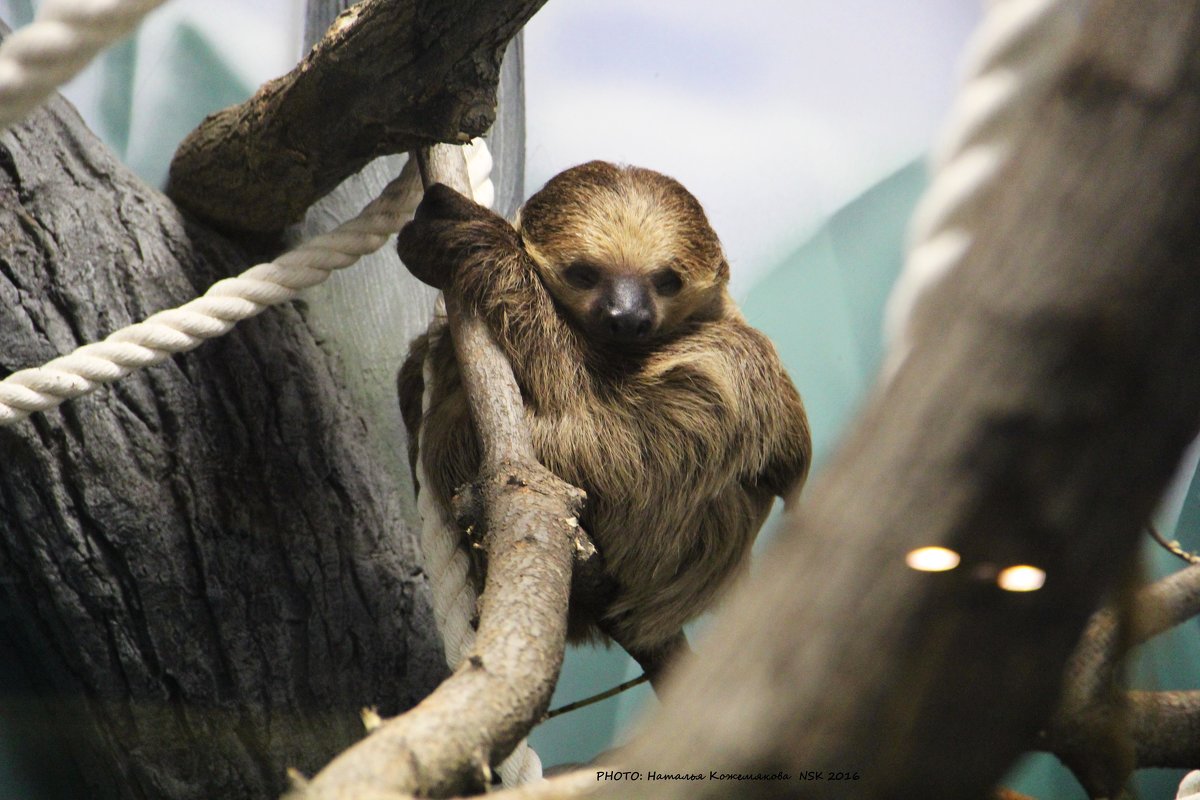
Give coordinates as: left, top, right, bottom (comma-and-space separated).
397, 161, 810, 683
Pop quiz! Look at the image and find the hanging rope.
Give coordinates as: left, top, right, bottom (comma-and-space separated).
0, 0, 168, 132
882, 0, 1085, 372
0, 168, 421, 425
1180, 770, 1200, 800
418, 317, 481, 672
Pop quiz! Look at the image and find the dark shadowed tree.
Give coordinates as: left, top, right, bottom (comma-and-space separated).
0, 1, 536, 797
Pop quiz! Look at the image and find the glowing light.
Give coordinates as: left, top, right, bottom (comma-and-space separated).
997, 565, 1046, 592
905, 546, 961, 572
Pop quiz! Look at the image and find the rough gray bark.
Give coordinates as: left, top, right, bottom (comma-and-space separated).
0, 58, 443, 800
302, 1, 527, 219
167, 0, 545, 233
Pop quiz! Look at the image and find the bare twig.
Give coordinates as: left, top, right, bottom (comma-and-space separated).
1043, 561, 1200, 792
1134, 562, 1200, 645
545, 674, 650, 720
1147, 524, 1200, 565
1069, 562, 1200, 682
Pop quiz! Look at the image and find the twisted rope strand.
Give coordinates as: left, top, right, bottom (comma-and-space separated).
0, 0, 168, 132
883, 0, 1085, 369
0, 169, 419, 425
418, 319, 481, 672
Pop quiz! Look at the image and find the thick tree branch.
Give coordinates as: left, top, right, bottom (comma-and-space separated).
166, 0, 546, 233
1129, 691, 1200, 769
295, 144, 590, 799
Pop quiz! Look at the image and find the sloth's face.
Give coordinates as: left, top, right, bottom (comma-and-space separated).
519, 162, 729, 348
551, 258, 683, 345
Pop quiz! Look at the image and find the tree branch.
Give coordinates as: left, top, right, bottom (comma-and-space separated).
1044, 689, 1200, 783
1042, 563, 1200, 792
1129, 690, 1200, 769
1056, 562, 1200, 701
1135, 562, 1200, 644
294, 144, 591, 799
166, 0, 546, 233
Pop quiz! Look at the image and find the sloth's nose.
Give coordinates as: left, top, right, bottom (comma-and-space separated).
605, 306, 653, 340
600, 277, 654, 341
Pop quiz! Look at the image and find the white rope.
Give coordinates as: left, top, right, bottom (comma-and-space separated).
0, 0, 168, 132
882, 0, 1085, 374
414, 142, 543, 786
0, 167, 422, 425
1179, 770, 1200, 800
417, 316, 480, 672
0, 133, 500, 425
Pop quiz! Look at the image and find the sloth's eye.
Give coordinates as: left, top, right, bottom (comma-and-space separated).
564, 262, 601, 290
651, 268, 683, 297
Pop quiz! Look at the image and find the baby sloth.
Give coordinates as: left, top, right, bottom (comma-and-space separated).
398, 161, 810, 683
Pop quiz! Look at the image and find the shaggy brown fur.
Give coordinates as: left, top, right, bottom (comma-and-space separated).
397, 162, 810, 667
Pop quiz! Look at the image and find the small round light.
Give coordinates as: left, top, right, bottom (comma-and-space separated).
905, 546, 961, 572
997, 565, 1046, 592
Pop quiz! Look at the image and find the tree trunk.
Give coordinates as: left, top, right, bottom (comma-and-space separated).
614, 2, 1200, 797
0, 0, 534, 795
0, 54, 444, 800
